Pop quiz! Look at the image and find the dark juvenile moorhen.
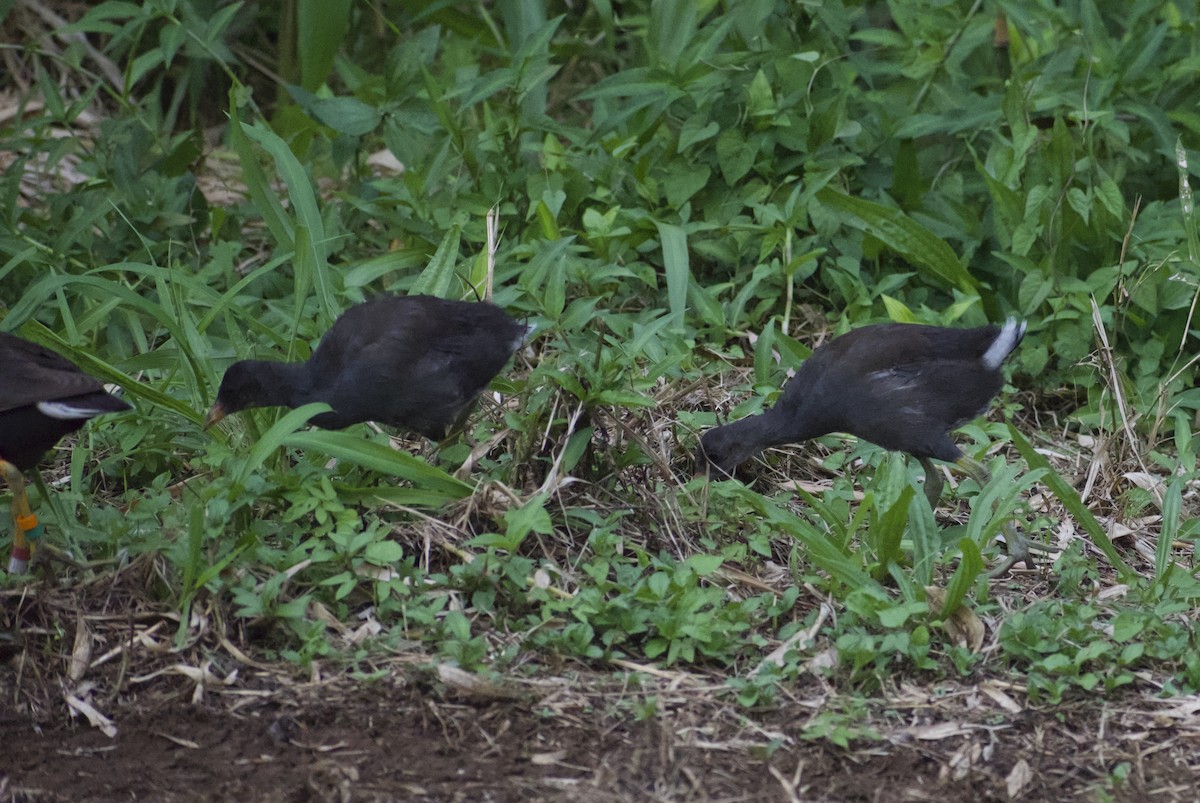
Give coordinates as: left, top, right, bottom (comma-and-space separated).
696, 318, 1053, 574
0, 333, 131, 573
206, 295, 530, 438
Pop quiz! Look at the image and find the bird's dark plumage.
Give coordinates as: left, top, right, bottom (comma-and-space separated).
696, 319, 1025, 479
207, 295, 530, 438
0, 333, 132, 471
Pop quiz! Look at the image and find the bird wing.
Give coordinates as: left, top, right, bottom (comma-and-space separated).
825, 323, 1002, 374
0, 334, 107, 413
866, 359, 1002, 427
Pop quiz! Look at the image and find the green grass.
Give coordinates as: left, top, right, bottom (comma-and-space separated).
3, 0, 1200, 744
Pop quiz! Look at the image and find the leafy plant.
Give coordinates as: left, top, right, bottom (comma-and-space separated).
3, 1, 1200, 749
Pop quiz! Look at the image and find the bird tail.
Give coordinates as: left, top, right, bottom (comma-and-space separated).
512, 321, 537, 351
36, 392, 131, 420
982, 317, 1026, 369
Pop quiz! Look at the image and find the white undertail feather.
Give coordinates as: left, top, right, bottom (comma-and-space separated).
36, 400, 109, 419
512, 322, 537, 351
981, 317, 1026, 370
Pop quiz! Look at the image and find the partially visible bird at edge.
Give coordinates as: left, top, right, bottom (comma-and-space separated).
0, 333, 131, 574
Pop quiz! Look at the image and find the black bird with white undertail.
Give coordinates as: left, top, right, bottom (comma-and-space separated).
696, 318, 1053, 574
205, 295, 530, 439
0, 332, 131, 572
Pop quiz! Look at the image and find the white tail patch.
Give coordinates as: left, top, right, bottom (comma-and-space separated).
36, 400, 108, 420
982, 318, 1026, 369
512, 322, 537, 351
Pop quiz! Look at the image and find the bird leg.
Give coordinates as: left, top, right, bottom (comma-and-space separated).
956, 456, 1059, 576
918, 457, 944, 510
3, 460, 42, 574
440, 405, 476, 447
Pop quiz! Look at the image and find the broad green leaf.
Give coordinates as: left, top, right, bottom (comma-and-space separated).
1067, 188, 1090, 224
685, 554, 723, 575
292, 224, 316, 333
560, 426, 594, 474
716, 128, 754, 184
364, 540, 405, 564
663, 164, 711, 209
655, 221, 690, 330
877, 600, 926, 628
504, 492, 554, 544
593, 389, 656, 408
577, 68, 687, 103
892, 139, 923, 209
687, 279, 725, 328
882, 295, 916, 323
908, 493, 939, 588
646, 0, 698, 70
1096, 175, 1125, 219
343, 250, 428, 289
941, 537, 984, 616
63, 2, 144, 33
345, 486, 476, 510
457, 68, 517, 107
753, 318, 776, 384
816, 188, 978, 293
128, 49, 166, 91
535, 200, 561, 240
871, 485, 914, 579
721, 483, 879, 591
297, 0, 351, 91
412, 225, 462, 298
304, 95, 381, 136
747, 69, 776, 117
679, 115, 719, 150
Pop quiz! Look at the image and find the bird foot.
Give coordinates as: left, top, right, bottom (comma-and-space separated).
985, 522, 1060, 578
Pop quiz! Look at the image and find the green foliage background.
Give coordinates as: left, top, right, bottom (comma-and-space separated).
3, 0, 1200, 712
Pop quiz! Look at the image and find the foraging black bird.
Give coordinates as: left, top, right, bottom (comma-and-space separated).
205, 295, 530, 438
696, 318, 1053, 574
0, 333, 131, 572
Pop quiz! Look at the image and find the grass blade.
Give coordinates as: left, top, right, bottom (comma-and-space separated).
1006, 423, 1132, 578
283, 430, 474, 500
233, 403, 333, 485
16, 320, 202, 424
655, 221, 690, 330
1156, 477, 1182, 580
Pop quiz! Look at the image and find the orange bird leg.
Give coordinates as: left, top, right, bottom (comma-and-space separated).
3, 459, 41, 574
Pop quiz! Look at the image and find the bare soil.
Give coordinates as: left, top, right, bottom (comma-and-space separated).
4, 629, 1199, 802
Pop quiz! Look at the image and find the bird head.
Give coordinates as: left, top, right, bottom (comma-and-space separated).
205, 361, 268, 428
694, 425, 759, 481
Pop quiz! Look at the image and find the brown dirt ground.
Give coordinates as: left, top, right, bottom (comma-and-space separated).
3, 674, 1199, 803
3, 573, 1200, 803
